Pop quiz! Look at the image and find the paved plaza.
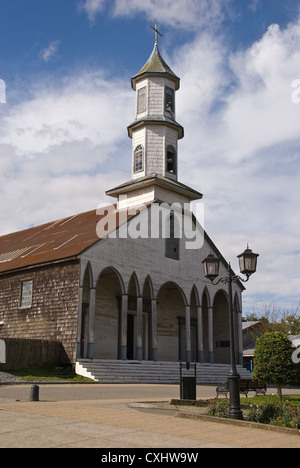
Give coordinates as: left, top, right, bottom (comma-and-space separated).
0, 384, 300, 448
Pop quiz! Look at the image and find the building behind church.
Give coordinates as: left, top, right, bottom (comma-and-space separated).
0, 32, 250, 382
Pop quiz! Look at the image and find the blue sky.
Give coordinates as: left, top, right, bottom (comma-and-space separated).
1, 0, 300, 314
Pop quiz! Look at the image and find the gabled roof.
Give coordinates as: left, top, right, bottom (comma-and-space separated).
242, 321, 262, 331
0, 203, 245, 291
131, 44, 180, 91
0, 207, 131, 275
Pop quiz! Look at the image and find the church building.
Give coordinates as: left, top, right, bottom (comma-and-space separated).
0, 29, 249, 382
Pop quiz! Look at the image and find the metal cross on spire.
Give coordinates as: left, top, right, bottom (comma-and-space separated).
151, 22, 163, 45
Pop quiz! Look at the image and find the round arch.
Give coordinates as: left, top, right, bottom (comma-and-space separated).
234, 292, 241, 312
157, 281, 188, 306
97, 266, 125, 295
127, 271, 141, 298
156, 281, 187, 362
213, 290, 230, 364
80, 261, 93, 288
142, 275, 154, 300
201, 286, 212, 308
190, 285, 200, 308
93, 267, 124, 360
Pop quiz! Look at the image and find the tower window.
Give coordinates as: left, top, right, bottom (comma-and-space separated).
165, 86, 175, 116
166, 146, 176, 175
134, 145, 144, 173
137, 87, 147, 115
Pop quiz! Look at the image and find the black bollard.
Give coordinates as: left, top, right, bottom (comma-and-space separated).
29, 385, 39, 402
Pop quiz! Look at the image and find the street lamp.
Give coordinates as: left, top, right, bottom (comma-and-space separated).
202, 246, 259, 420
237, 246, 259, 278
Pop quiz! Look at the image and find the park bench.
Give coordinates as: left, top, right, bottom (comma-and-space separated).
246, 379, 267, 396
216, 379, 267, 398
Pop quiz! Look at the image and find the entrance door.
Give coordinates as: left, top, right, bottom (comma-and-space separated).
127, 313, 149, 360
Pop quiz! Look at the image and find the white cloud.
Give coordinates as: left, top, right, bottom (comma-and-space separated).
39, 40, 61, 63
248, 0, 260, 13
1, 71, 132, 156
112, 0, 231, 31
0, 69, 132, 233
223, 22, 300, 161
0, 79, 6, 104
79, 0, 107, 22
174, 19, 300, 165
79, 0, 231, 30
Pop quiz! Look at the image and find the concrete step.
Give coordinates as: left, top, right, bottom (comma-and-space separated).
76, 360, 252, 384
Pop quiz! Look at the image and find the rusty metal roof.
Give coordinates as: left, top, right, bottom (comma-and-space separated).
0, 204, 246, 291
0, 206, 132, 275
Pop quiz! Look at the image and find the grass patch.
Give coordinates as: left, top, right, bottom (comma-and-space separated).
204, 395, 300, 429
9, 366, 93, 382
240, 395, 300, 408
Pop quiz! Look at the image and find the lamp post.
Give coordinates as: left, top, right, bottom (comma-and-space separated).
202, 246, 259, 420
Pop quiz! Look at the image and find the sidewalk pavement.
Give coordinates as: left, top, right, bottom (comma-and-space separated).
0, 384, 300, 448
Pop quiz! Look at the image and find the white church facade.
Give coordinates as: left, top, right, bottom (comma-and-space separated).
0, 32, 247, 380
78, 35, 245, 368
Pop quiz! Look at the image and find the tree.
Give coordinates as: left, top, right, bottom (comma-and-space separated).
246, 302, 300, 335
253, 332, 296, 399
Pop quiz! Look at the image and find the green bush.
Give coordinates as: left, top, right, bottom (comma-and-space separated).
253, 332, 296, 399
247, 400, 300, 429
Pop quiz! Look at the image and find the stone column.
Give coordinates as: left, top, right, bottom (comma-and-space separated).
121, 294, 128, 360
151, 299, 158, 361
136, 296, 143, 361
76, 286, 83, 359
87, 287, 96, 359
185, 305, 192, 363
197, 306, 204, 363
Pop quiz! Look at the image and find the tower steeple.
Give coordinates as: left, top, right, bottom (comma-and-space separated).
128, 25, 183, 183
106, 28, 202, 209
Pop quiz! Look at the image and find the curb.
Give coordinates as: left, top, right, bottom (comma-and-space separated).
177, 412, 300, 436
0, 380, 96, 386
131, 401, 300, 437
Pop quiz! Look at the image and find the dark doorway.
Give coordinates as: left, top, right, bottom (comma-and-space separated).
127, 314, 135, 360
80, 303, 89, 358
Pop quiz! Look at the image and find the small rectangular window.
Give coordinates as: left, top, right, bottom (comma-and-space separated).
166, 238, 180, 260
20, 280, 33, 308
216, 341, 230, 348
165, 213, 180, 260
137, 87, 146, 114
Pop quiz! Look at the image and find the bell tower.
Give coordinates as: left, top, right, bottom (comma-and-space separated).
128, 23, 183, 182
106, 24, 202, 209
